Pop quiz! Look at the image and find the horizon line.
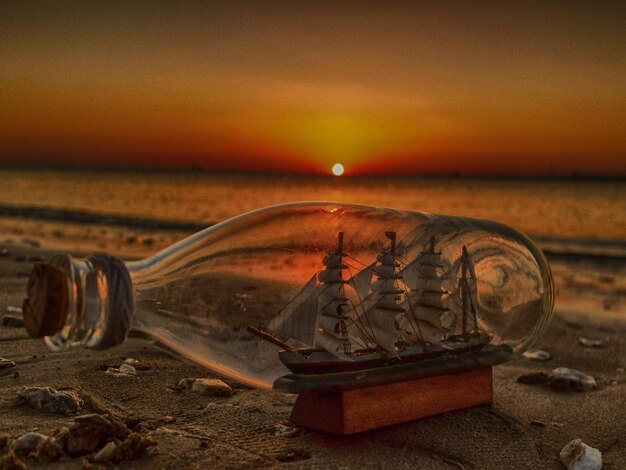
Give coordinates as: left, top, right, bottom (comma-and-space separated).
1, 162, 625, 181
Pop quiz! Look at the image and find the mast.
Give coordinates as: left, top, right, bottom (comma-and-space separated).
315, 232, 352, 357
459, 245, 478, 335
361, 231, 406, 353
249, 232, 352, 359
401, 236, 451, 345
443, 244, 480, 338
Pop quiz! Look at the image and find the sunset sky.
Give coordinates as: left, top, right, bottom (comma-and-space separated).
1, 1, 625, 175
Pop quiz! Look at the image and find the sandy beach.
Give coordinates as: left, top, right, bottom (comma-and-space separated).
1, 221, 625, 468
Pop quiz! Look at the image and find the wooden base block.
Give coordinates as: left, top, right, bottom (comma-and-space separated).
290, 367, 493, 434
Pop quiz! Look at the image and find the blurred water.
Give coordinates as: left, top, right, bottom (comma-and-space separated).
1, 168, 624, 240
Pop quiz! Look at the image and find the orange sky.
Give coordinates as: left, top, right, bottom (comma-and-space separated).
1, 2, 625, 175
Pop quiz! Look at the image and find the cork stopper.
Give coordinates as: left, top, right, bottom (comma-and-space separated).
22, 263, 69, 338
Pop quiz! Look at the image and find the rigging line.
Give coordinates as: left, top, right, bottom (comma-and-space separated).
346, 264, 377, 343
460, 275, 479, 333
344, 253, 370, 267
261, 273, 317, 329
263, 274, 333, 332
378, 256, 422, 344
343, 260, 364, 272
345, 313, 376, 346
317, 277, 346, 309
345, 298, 377, 345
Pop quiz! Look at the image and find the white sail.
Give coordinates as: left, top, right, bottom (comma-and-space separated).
401, 256, 443, 291
349, 261, 377, 300
440, 309, 460, 331
400, 262, 421, 290
398, 315, 443, 344
314, 333, 353, 361
448, 282, 478, 334
319, 282, 343, 300
318, 314, 346, 339
367, 306, 403, 352
408, 301, 447, 328
371, 328, 401, 353
375, 264, 397, 279
400, 236, 457, 344
411, 318, 446, 344
371, 278, 403, 295
319, 298, 344, 317
415, 291, 449, 309
264, 275, 318, 346
376, 294, 404, 311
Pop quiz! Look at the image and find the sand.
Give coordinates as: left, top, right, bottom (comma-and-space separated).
1, 238, 625, 469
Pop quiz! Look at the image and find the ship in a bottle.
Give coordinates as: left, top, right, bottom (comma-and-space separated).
248, 231, 502, 380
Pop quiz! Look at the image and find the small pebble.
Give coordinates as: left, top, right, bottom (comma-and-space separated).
559, 438, 602, 470
17, 386, 83, 414
530, 420, 546, 427
522, 349, 551, 361
93, 441, 117, 463
0, 357, 16, 369
578, 337, 605, 348
105, 363, 137, 377
123, 357, 150, 370
11, 432, 48, 457
274, 423, 304, 438
119, 363, 137, 374
2, 314, 25, 327
617, 368, 624, 373
0, 248, 9, 256
176, 378, 233, 397
517, 368, 597, 392
5, 306, 22, 314
62, 414, 128, 457
550, 368, 597, 392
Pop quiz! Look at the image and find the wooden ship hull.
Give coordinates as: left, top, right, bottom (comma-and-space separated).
278, 332, 491, 375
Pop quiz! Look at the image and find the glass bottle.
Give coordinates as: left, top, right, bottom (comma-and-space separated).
22, 202, 553, 391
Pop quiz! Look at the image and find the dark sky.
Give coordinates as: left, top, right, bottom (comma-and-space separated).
1, 1, 625, 174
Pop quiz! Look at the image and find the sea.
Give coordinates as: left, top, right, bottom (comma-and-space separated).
0, 168, 625, 242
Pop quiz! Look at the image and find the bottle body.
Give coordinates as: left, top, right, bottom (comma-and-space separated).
36, 202, 553, 391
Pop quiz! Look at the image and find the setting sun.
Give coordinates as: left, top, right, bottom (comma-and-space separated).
332, 163, 345, 176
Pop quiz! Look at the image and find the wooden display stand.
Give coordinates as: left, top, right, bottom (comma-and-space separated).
290, 367, 493, 434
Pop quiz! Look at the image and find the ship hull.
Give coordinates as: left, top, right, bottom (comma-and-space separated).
279, 333, 492, 375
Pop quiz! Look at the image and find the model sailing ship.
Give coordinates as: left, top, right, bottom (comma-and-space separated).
248, 231, 493, 377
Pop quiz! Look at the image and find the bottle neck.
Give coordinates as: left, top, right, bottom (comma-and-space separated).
30, 253, 134, 350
